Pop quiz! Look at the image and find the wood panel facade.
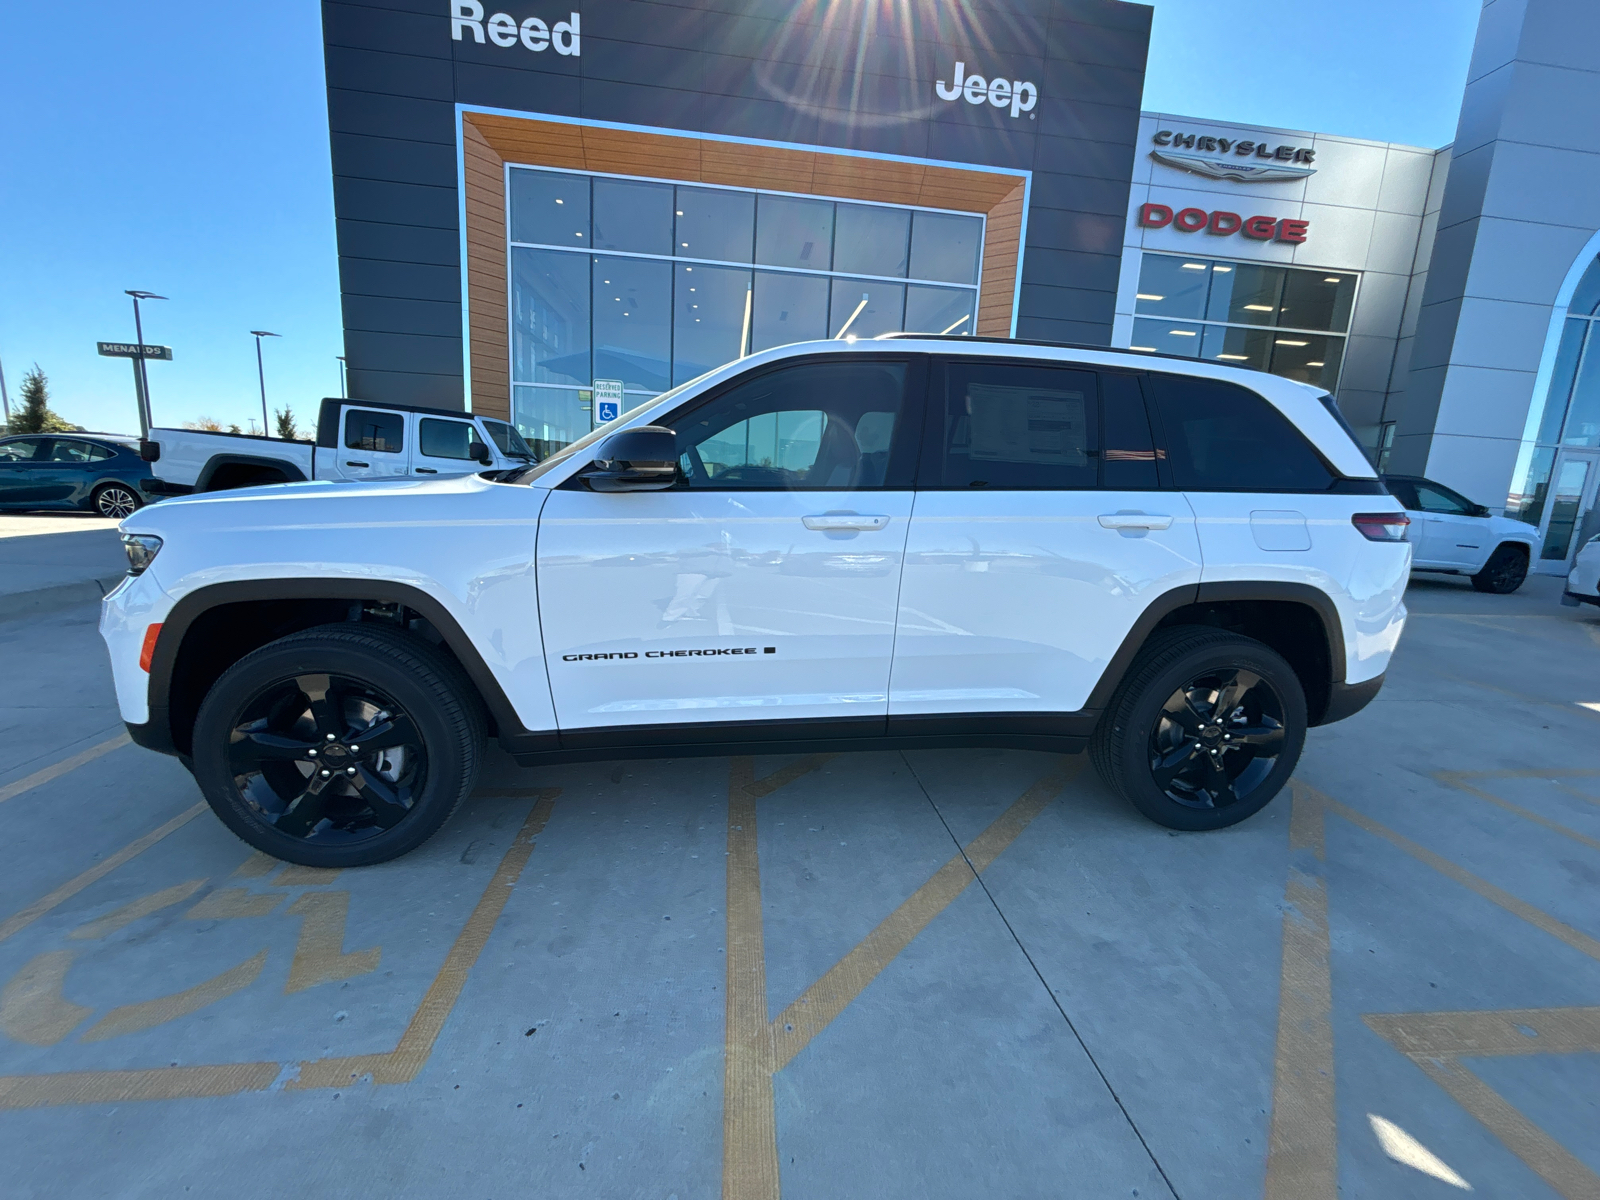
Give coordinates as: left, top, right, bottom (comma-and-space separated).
460, 112, 1029, 420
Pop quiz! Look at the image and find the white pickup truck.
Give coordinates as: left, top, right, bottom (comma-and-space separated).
139, 397, 533, 495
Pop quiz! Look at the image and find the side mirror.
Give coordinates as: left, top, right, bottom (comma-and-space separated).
580, 426, 679, 492
139, 439, 161, 463
469, 440, 492, 465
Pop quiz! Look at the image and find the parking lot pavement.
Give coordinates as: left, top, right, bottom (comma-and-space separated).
0, 515, 126, 621
0, 575, 1596, 1199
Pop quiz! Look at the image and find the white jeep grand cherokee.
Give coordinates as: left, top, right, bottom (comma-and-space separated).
101, 337, 1410, 867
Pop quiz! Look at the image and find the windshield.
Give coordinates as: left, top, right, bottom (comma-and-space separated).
480, 418, 533, 460
500, 381, 701, 485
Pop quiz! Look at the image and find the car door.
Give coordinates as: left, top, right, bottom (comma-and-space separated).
410, 415, 481, 478
535, 355, 921, 739
1413, 478, 1488, 568
39, 438, 105, 504
0, 437, 50, 504
338, 407, 408, 480
889, 359, 1202, 724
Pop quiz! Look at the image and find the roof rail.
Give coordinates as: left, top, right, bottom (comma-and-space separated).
874, 331, 1241, 370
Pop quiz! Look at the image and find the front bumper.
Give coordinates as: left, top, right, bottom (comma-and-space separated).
1562, 589, 1600, 608
1318, 673, 1385, 725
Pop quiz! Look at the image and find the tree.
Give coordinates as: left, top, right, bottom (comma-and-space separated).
274, 406, 298, 440
8, 365, 74, 434
184, 416, 226, 431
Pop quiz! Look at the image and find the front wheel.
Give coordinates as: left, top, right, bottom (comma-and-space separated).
192, 624, 484, 867
1091, 628, 1307, 832
93, 483, 141, 519
1471, 543, 1528, 594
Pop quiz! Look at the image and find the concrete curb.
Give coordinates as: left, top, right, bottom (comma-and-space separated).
0, 575, 126, 623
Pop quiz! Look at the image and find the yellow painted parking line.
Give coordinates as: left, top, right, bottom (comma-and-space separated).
721, 758, 1072, 1200
1264, 784, 1337, 1200
68, 879, 206, 940
1436, 771, 1600, 853
0, 803, 207, 946
80, 951, 269, 1044
0, 732, 130, 806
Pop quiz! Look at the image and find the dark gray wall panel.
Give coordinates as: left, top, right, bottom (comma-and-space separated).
344, 330, 466, 377
333, 177, 458, 231
347, 366, 466, 410
330, 133, 458, 186
339, 258, 462, 304
337, 219, 461, 267
342, 294, 464, 338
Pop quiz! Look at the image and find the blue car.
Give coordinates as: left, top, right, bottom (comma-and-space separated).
0, 433, 153, 519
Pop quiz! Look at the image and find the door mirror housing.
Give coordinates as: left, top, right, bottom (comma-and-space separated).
469, 440, 492, 465
580, 426, 680, 492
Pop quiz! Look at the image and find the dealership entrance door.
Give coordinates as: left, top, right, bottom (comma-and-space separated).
1534, 448, 1600, 572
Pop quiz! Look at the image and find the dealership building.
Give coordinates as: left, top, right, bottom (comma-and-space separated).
321, 0, 1600, 573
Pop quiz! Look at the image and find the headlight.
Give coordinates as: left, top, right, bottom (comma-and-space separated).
122, 534, 163, 576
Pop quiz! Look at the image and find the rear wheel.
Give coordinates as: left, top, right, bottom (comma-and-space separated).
92, 483, 141, 519
1471, 543, 1528, 594
192, 624, 484, 867
1091, 628, 1306, 831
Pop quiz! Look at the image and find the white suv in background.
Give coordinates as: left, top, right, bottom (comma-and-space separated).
101, 337, 1411, 866
1383, 474, 1539, 593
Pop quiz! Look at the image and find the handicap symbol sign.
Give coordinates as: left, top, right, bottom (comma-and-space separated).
592, 379, 624, 425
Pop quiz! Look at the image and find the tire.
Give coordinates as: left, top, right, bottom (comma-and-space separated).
1090, 627, 1307, 832
192, 623, 485, 867
92, 483, 142, 519
1471, 543, 1528, 594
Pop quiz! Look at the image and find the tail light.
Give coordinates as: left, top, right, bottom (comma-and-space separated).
1352, 512, 1410, 542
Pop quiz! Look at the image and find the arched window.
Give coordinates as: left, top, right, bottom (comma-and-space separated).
1506, 251, 1600, 523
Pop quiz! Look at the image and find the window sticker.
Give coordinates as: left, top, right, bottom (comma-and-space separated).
965, 384, 1089, 466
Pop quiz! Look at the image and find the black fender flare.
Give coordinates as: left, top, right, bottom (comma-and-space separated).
194, 454, 307, 491
140, 579, 546, 758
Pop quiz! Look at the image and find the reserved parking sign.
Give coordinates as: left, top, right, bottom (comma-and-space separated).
593, 379, 623, 424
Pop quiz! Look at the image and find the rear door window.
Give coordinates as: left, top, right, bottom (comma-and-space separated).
1147, 373, 1334, 492
932, 360, 1099, 489
344, 409, 404, 453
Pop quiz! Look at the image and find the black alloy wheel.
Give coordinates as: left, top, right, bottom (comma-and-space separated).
192, 624, 483, 867
94, 484, 141, 519
1092, 628, 1307, 831
225, 672, 426, 846
1471, 543, 1528, 594
1148, 667, 1286, 811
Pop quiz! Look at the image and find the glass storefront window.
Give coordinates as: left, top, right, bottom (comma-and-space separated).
834, 203, 910, 278
512, 248, 590, 386
755, 195, 834, 270
592, 256, 671, 393
1562, 323, 1600, 447
673, 263, 751, 385
751, 271, 830, 353
1506, 445, 1556, 525
1538, 319, 1588, 445
593, 177, 673, 255
509, 170, 589, 247
904, 285, 976, 336
507, 167, 984, 454
830, 280, 905, 339
909, 211, 982, 285
676, 187, 754, 262
1132, 253, 1356, 391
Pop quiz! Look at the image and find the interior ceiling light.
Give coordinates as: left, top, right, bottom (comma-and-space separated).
1305, 360, 1325, 367
1180, 263, 1206, 270
1243, 304, 1274, 311
1276, 339, 1309, 346
1212, 265, 1232, 272
555, 198, 563, 204
1323, 277, 1340, 283
1217, 353, 1249, 360
1169, 329, 1197, 336
1129, 344, 1156, 351
1135, 293, 1164, 301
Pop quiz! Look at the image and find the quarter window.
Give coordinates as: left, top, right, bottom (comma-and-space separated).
672, 360, 908, 490
1147, 374, 1334, 492
344, 409, 404, 453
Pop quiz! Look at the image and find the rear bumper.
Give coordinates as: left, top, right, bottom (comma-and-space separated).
1318, 673, 1385, 725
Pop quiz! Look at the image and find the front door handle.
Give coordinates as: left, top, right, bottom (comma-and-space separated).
802, 514, 891, 532
346, 460, 369, 468
415, 467, 438, 474
1097, 512, 1173, 531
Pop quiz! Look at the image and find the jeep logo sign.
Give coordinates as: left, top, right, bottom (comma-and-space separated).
451, 2, 580, 54
936, 63, 1037, 119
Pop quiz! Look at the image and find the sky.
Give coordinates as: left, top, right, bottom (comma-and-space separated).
0, 0, 1483, 437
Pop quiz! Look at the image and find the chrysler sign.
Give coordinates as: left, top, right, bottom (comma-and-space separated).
1150, 129, 1316, 184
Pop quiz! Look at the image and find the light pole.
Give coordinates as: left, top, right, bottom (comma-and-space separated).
125, 290, 166, 436
0, 352, 11, 427
251, 331, 281, 436
337, 355, 347, 398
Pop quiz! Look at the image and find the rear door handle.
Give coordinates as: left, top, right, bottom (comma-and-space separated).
802, 514, 891, 531
346, 461, 369, 468
415, 467, 438, 474
1097, 512, 1173, 531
